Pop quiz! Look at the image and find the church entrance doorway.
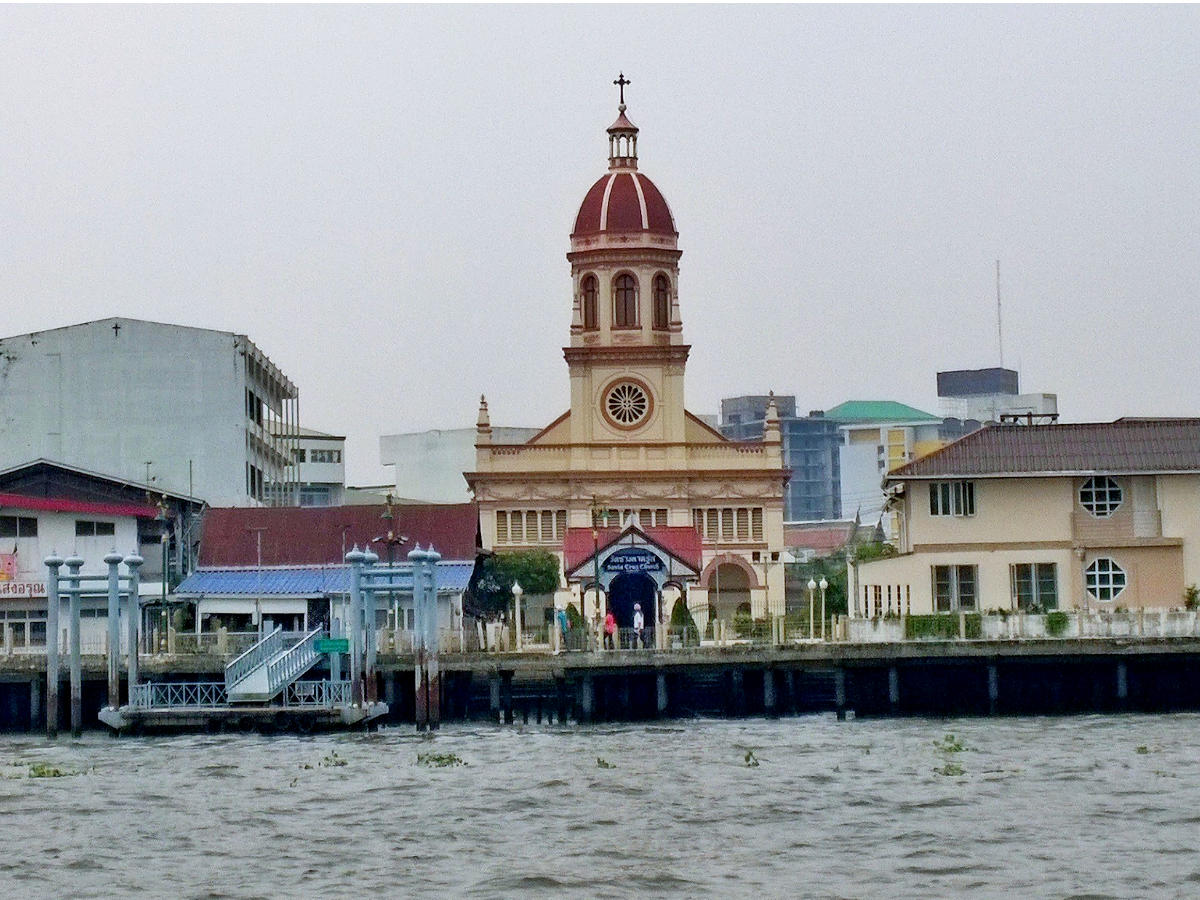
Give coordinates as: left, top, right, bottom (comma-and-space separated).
609, 573, 656, 648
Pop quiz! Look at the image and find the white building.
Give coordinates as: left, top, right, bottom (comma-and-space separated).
0, 318, 299, 506
273, 427, 346, 507
1, 492, 159, 654
379, 426, 539, 503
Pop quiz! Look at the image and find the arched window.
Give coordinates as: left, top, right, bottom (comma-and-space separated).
614, 274, 638, 328
581, 275, 598, 330
652, 274, 670, 330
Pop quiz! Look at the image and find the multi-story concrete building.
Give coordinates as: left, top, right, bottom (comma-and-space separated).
937, 367, 1058, 425
466, 89, 788, 633
825, 400, 944, 535
720, 396, 842, 522
853, 418, 1200, 616
0, 318, 298, 506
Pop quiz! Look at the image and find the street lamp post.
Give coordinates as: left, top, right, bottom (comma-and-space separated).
807, 578, 817, 640
512, 580, 523, 652
819, 576, 829, 641
374, 494, 407, 641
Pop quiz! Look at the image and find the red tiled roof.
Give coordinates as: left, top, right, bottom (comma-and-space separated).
563, 525, 702, 572
571, 171, 677, 237
890, 419, 1200, 480
199, 503, 479, 566
0, 491, 160, 519
783, 522, 855, 553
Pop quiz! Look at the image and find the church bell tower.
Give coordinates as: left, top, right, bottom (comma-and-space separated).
565, 74, 688, 445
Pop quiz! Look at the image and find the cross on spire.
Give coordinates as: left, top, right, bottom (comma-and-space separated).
613, 72, 630, 109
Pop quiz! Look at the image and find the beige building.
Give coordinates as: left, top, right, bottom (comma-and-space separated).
853, 419, 1200, 616
465, 90, 787, 634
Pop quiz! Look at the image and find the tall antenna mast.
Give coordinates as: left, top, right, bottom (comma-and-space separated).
995, 259, 1004, 368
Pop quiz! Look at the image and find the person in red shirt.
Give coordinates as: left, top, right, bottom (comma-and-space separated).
604, 609, 616, 650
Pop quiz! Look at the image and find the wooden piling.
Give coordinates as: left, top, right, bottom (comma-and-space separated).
888, 666, 900, 713
1116, 662, 1128, 707
987, 663, 999, 715
556, 676, 568, 724
579, 674, 594, 723
501, 671, 514, 725
834, 668, 847, 721
730, 668, 745, 718
655, 672, 668, 717
489, 671, 501, 723
763, 668, 777, 718
29, 678, 42, 733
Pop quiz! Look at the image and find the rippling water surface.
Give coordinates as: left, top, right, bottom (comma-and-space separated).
2, 714, 1199, 898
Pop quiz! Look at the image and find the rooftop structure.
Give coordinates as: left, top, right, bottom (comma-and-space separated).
0, 317, 299, 506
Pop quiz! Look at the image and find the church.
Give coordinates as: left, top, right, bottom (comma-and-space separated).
465, 79, 787, 640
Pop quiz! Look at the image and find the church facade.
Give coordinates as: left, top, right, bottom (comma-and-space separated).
465, 85, 787, 636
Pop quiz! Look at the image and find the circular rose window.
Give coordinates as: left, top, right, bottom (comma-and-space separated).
604, 381, 651, 428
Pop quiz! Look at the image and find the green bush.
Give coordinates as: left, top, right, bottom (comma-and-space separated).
564, 603, 583, 630
1045, 610, 1069, 637
669, 598, 700, 647
905, 613, 981, 640
733, 612, 755, 638
1185, 584, 1199, 611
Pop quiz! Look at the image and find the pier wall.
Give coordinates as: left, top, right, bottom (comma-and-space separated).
7, 640, 1200, 731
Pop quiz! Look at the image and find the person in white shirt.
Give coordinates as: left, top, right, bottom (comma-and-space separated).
633, 603, 645, 649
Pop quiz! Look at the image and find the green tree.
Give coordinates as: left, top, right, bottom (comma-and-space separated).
472, 550, 561, 617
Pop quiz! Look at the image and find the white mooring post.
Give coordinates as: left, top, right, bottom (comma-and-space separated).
125, 553, 144, 692
65, 556, 84, 738
424, 546, 441, 730
409, 545, 429, 729
345, 547, 366, 707
43, 552, 64, 739
104, 551, 123, 710
363, 549, 379, 704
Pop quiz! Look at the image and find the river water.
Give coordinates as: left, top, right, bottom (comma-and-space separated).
2, 714, 1198, 898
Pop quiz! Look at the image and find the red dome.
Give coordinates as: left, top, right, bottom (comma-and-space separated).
571, 171, 677, 238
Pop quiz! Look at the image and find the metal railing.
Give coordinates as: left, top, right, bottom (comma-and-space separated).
130, 681, 227, 709
265, 627, 323, 696
282, 679, 352, 707
224, 626, 283, 690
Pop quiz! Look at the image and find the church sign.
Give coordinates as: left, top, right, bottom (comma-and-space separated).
602, 548, 664, 575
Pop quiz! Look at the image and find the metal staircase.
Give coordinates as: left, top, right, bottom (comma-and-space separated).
226, 626, 324, 703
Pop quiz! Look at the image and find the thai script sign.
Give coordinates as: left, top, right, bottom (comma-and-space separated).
0, 580, 46, 597
602, 548, 664, 574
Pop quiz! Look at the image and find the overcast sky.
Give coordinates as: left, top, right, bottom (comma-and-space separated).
4, 6, 1198, 485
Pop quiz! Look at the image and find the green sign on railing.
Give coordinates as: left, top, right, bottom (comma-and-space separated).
315, 638, 350, 654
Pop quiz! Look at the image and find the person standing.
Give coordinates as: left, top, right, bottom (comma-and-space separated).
632, 602, 644, 649
604, 608, 616, 650
556, 606, 569, 653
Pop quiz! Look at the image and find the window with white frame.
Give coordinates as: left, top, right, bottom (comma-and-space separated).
1010, 563, 1058, 611
929, 481, 975, 517
932, 564, 977, 611
1079, 476, 1122, 517
1085, 557, 1126, 602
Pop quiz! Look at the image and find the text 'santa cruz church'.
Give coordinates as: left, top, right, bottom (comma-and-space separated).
466, 81, 787, 638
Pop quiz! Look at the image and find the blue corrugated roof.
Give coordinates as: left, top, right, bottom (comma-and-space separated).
175, 562, 474, 597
